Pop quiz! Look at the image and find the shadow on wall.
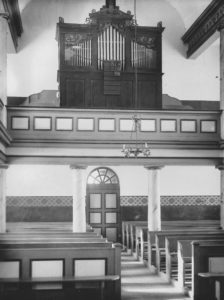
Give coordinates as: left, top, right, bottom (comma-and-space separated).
18, 0, 186, 56
18, 0, 103, 51
119, 0, 187, 56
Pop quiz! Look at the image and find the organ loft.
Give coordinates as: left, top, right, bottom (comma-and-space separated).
56, 0, 164, 109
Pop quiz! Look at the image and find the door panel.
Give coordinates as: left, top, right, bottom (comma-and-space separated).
87, 185, 120, 242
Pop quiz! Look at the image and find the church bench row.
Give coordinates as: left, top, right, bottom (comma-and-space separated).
178, 238, 224, 297
165, 234, 224, 284
122, 221, 147, 252
152, 230, 224, 273
192, 240, 224, 300
0, 244, 121, 300
122, 220, 220, 254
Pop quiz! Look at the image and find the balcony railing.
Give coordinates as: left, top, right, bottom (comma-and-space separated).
7, 107, 220, 148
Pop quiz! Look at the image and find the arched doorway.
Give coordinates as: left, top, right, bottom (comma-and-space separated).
86, 167, 121, 242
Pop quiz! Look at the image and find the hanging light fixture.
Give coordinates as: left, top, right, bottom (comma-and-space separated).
121, 0, 151, 158
122, 115, 151, 158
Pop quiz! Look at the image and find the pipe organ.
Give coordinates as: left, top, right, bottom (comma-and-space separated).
56, 1, 164, 109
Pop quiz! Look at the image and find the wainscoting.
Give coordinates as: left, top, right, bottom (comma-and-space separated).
6, 195, 220, 222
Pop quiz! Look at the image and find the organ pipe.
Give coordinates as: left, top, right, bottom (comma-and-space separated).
66, 39, 92, 67
131, 40, 155, 68
97, 25, 125, 70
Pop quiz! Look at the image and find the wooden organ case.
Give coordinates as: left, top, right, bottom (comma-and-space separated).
56, 0, 164, 109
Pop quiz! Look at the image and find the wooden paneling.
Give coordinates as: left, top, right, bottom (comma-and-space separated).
138, 80, 156, 109
91, 80, 106, 107
120, 80, 133, 108
65, 79, 84, 107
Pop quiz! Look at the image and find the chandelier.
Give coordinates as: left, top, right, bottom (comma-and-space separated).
122, 115, 150, 158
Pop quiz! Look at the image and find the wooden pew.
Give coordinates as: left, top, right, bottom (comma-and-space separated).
153, 230, 223, 274
162, 220, 220, 229
0, 243, 121, 300
6, 222, 94, 233
192, 240, 224, 300
135, 226, 148, 261
121, 221, 147, 253
122, 220, 220, 252
165, 233, 224, 283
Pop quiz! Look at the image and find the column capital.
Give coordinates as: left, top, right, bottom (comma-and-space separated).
70, 165, 87, 170
144, 165, 164, 171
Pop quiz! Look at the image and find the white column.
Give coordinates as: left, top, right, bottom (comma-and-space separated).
0, 165, 7, 233
0, 6, 8, 126
145, 166, 163, 231
70, 165, 87, 232
217, 165, 224, 229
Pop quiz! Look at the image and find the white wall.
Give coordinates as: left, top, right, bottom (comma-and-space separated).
6, 165, 73, 196
6, 165, 220, 196
7, 0, 219, 101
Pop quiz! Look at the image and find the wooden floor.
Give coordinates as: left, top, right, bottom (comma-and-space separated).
121, 252, 190, 300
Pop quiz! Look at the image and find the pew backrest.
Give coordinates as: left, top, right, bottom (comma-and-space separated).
192, 240, 224, 300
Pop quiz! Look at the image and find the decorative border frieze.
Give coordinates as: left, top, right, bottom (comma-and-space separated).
161, 195, 220, 206
121, 196, 148, 206
120, 195, 220, 206
7, 196, 72, 207
6, 195, 220, 207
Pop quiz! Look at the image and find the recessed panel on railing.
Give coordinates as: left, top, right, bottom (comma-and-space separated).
140, 119, 156, 132
77, 118, 94, 131
200, 120, 217, 133
98, 118, 115, 131
160, 119, 177, 132
56, 117, 73, 131
120, 119, 134, 131
180, 120, 197, 132
34, 117, 52, 130
11, 116, 29, 130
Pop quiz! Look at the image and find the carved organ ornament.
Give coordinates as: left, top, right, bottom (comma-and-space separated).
64, 26, 157, 70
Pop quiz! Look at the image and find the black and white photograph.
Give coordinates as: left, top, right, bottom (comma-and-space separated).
0, 0, 223, 299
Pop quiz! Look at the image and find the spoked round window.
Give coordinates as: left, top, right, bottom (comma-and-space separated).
87, 167, 119, 184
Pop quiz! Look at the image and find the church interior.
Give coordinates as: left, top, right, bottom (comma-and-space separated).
0, 0, 224, 299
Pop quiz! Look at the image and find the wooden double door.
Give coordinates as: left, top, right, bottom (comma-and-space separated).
86, 183, 121, 243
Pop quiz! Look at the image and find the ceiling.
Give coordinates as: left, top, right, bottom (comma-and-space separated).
18, 0, 212, 29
